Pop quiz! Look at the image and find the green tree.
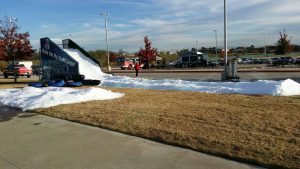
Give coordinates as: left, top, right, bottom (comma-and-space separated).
158, 51, 177, 62
88, 50, 107, 67
275, 29, 293, 55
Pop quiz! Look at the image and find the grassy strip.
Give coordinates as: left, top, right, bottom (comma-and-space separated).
24, 87, 300, 169
0, 78, 38, 88
0, 81, 299, 168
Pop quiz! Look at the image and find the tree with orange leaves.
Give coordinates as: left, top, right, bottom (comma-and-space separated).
138, 36, 157, 69
0, 16, 32, 82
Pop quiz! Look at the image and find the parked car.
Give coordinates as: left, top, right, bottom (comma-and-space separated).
166, 61, 178, 68
259, 58, 271, 64
295, 57, 300, 64
239, 58, 252, 64
31, 65, 42, 75
280, 57, 294, 65
271, 57, 280, 66
3, 64, 32, 78
272, 57, 294, 66
207, 60, 220, 68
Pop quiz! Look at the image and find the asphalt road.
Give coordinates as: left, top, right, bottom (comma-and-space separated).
1, 69, 299, 83
111, 72, 300, 82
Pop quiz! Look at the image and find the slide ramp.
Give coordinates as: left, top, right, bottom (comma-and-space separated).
62, 39, 104, 81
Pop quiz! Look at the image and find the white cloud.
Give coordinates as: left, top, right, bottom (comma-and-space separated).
39, 24, 60, 33
111, 23, 133, 29
28, 0, 300, 52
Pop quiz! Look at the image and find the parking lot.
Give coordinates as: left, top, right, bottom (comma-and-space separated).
1, 70, 300, 83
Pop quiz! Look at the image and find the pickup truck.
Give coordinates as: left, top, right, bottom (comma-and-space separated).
3, 64, 32, 78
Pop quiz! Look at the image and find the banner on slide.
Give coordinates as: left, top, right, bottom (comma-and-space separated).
40, 37, 79, 81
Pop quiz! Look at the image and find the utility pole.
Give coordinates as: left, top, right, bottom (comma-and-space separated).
224, 0, 227, 65
8, 17, 17, 50
214, 29, 218, 58
196, 40, 198, 51
221, 0, 239, 82
101, 12, 110, 71
264, 35, 267, 58
8, 17, 18, 83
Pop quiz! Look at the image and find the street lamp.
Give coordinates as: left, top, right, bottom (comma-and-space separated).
8, 17, 17, 34
214, 29, 218, 58
9, 17, 17, 24
264, 35, 267, 58
8, 16, 18, 82
224, 0, 227, 65
8, 17, 17, 59
196, 40, 198, 50
100, 12, 110, 71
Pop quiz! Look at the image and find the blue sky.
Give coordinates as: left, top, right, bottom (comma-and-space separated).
1, 0, 300, 52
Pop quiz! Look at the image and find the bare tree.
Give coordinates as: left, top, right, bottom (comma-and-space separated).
275, 29, 293, 55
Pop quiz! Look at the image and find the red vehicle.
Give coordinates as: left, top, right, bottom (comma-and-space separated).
119, 58, 145, 70
3, 64, 32, 78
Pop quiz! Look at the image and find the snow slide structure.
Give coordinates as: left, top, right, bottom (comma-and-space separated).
40, 37, 103, 85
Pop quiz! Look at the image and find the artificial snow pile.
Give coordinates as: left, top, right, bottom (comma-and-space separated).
101, 75, 300, 96
64, 45, 300, 96
62, 44, 300, 96
0, 87, 124, 111
64, 48, 104, 81
1, 43, 300, 111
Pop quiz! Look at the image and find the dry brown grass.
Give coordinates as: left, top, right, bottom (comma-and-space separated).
1, 82, 299, 168
30, 87, 300, 169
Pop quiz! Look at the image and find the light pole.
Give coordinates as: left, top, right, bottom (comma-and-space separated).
8, 17, 17, 58
8, 17, 17, 36
100, 12, 110, 71
264, 35, 267, 58
9, 17, 17, 26
221, 0, 229, 81
214, 29, 218, 58
8, 16, 17, 82
196, 40, 198, 51
224, 0, 227, 65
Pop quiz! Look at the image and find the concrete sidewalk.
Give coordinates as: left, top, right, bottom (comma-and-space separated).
0, 108, 262, 169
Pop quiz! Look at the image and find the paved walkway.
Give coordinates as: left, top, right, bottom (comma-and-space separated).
0, 108, 262, 169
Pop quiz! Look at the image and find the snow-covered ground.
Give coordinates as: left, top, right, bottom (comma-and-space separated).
1, 76, 299, 111
63, 47, 300, 96
0, 87, 124, 111
1, 47, 300, 111
101, 75, 300, 96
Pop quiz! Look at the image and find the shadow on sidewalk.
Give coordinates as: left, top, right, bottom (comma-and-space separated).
0, 104, 37, 123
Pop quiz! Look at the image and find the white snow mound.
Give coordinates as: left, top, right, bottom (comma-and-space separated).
64, 48, 104, 81
0, 87, 124, 111
275, 78, 300, 96
101, 76, 300, 96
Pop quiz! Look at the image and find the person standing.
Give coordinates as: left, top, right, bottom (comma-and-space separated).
135, 62, 140, 77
